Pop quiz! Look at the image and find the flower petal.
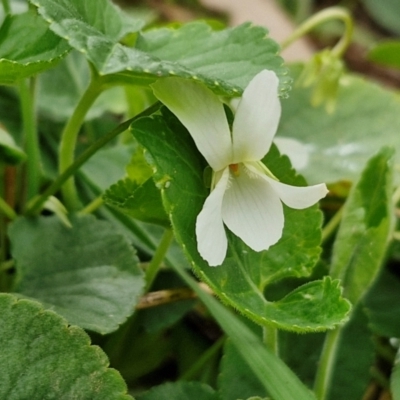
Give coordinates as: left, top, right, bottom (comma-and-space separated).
221, 165, 284, 252
196, 168, 230, 266
265, 176, 328, 209
152, 78, 232, 171
231, 70, 281, 163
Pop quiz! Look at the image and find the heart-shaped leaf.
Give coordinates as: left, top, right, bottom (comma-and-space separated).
131, 111, 350, 332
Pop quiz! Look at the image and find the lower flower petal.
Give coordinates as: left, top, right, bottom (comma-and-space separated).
265, 176, 328, 209
196, 168, 230, 266
221, 168, 284, 252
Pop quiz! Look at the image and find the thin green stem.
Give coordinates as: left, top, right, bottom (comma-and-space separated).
180, 336, 225, 381
263, 325, 279, 356
145, 229, 174, 291
25, 101, 161, 216
1, 0, 10, 15
79, 196, 103, 215
321, 206, 344, 244
0, 196, 16, 220
59, 75, 103, 210
281, 7, 354, 58
313, 328, 341, 400
392, 185, 400, 206
20, 78, 40, 201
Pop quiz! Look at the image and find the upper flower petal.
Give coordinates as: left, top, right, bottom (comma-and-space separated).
152, 78, 232, 171
221, 164, 284, 252
264, 175, 328, 209
196, 168, 230, 266
231, 70, 281, 163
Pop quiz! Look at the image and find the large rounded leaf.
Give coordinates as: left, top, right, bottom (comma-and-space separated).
277, 64, 400, 184
31, 0, 290, 96
0, 293, 132, 400
9, 214, 144, 334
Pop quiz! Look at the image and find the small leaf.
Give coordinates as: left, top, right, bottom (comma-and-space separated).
330, 147, 394, 306
0, 126, 26, 164
0, 11, 69, 84
103, 178, 169, 227
131, 111, 350, 332
9, 214, 144, 334
137, 382, 218, 400
31, 0, 290, 95
0, 293, 133, 400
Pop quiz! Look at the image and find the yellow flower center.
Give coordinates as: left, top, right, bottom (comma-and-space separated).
229, 163, 240, 176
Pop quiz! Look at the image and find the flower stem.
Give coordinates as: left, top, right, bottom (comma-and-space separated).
59, 73, 103, 210
1, 0, 10, 15
281, 7, 354, 58
263, 325, 279, 355
25, 101, 161, 216
19, 77, 40, 201
145, 229, 174, 292
321, 206, 344, 244
79, 196, 103, 215
0, 196, 16, 220
313, 328, 341, 400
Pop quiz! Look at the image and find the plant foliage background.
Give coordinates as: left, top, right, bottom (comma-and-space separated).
0, 0, 400, 399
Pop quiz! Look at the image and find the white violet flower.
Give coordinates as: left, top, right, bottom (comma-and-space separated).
152, 70, 328, 266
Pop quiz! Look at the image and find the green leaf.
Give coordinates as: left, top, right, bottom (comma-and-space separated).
278, 64, 400, 184
38, 50, 127, 121
137, 382, 218, 400
368, 40, 400, 70
103, 178, 169, 227
0, 126, 26, 164
0, 11, 69, 84
362, 0, 400, 35
9, 214, 144, 334
131, 111, 350, 332
330, 147, 394, 306
218, 337, 267, 400
0, 293, 133, 400
31, 0, 290, 95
